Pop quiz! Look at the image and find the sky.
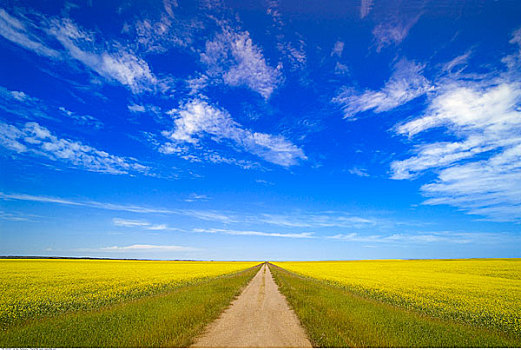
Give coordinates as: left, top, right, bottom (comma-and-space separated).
0, 0, 520, 261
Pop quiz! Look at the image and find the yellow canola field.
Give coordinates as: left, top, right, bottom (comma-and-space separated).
275, 259, 521, 334
0, 259, 259, 327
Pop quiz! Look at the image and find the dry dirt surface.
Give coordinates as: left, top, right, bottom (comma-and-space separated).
191, 263, 312, 348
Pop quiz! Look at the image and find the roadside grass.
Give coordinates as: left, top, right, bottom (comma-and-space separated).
0, 265, 260, 348
269, 263, 521, 347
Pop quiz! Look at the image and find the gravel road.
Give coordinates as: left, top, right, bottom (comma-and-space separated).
191, 263, 312, 348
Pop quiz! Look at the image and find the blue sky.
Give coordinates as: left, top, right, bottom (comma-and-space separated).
0, 0, 520, 260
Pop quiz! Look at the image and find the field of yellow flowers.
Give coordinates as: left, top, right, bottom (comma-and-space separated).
275, 259, 521, 335
0, 259, 259, 328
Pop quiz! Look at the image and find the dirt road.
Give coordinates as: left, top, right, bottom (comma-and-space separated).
191, 263, 312, 348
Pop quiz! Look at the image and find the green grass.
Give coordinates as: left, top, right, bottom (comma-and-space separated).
0, 264, 260, 347
270, 263, 521, 348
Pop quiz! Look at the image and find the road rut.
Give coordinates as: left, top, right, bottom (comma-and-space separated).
191, 263, 312, 348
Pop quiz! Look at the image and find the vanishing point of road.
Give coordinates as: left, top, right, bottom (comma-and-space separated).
191, 263, 312, 348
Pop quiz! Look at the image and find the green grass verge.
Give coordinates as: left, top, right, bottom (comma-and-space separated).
0, 264, 261, 348
269, 263, 521, 348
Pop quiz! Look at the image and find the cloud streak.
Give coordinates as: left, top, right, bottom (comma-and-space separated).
257, 212, 374, 229
0, 192, 236, 223
112, 218, 174, 231
0, 121, 149, 175
98, 244, 198, 252
328, 232, 473, 244
0, 9, 60, 58
194, 228, 313, 239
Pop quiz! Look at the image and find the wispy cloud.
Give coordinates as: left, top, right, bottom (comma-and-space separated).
0, 9, 60, 58
348, 167, 370, 177
58, 107, 103, 129
159, 142, 260, 169
333, 59, 432, 119
328, 232, 474, 244
128, 104, 146, 113
112, 218, 174, 231
0, 121, 149, 175
360, 0, 374, 19
391, 29, 521, 222
266, 0, 307, 72
0, 9, 158, 94
331, 41, 344, 57
372, 14, 421, 52
200, 25, 281, 99
98, 244, 198, 252
184, 193, 210, 202
0, 86, 102, 129
0, 192, 236, 223
160, 99, 306, 167
257, 212, 374, 228
442, 51, 472, 75
0, 210, 40, 222
194, 228, 313, 239
48, 18, 157, 93
132, 5, 200, 54
0, 86, 53, 122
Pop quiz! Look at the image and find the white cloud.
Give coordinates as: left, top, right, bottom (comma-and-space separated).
99, 244, 198, 252
10, 90, 30, 101
443, 51, 472, 75
391, 29, 521, 222
0, 210, 40, 222
194, 228, 313, 239
184, 193, 209, 202
0, 86, 58, 124
348, 167, 370, 177
277, 41, 307, 71
127, 104, 146, 113
0, 9, 157, 94
328, 232, 473, 244
334, 62, 349, 76
372, 14, 421, 52
0, 192, 236, 223
257, 212, 374, 228
502, 28, 521, 69
161, 99, 306, 167
333, 59, 432, 119
159, 142, 260, 169
360, 0, 374, 18
0, 86, 104, 129
201, 26, 281, 99
0, 9, 60, 58
113, 218, 175, 231
133, 8, 200, 53
48, 18, 157, 93
331, 41, 344, 57
0, 121, 149, 175
266, 0, 307, 72
58, 107, 103, 129
113, 218, 151, 227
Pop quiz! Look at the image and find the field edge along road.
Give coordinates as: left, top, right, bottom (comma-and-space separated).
0, 262, 262, 348
269, 262, 521, 348
191, 263, 312, 348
